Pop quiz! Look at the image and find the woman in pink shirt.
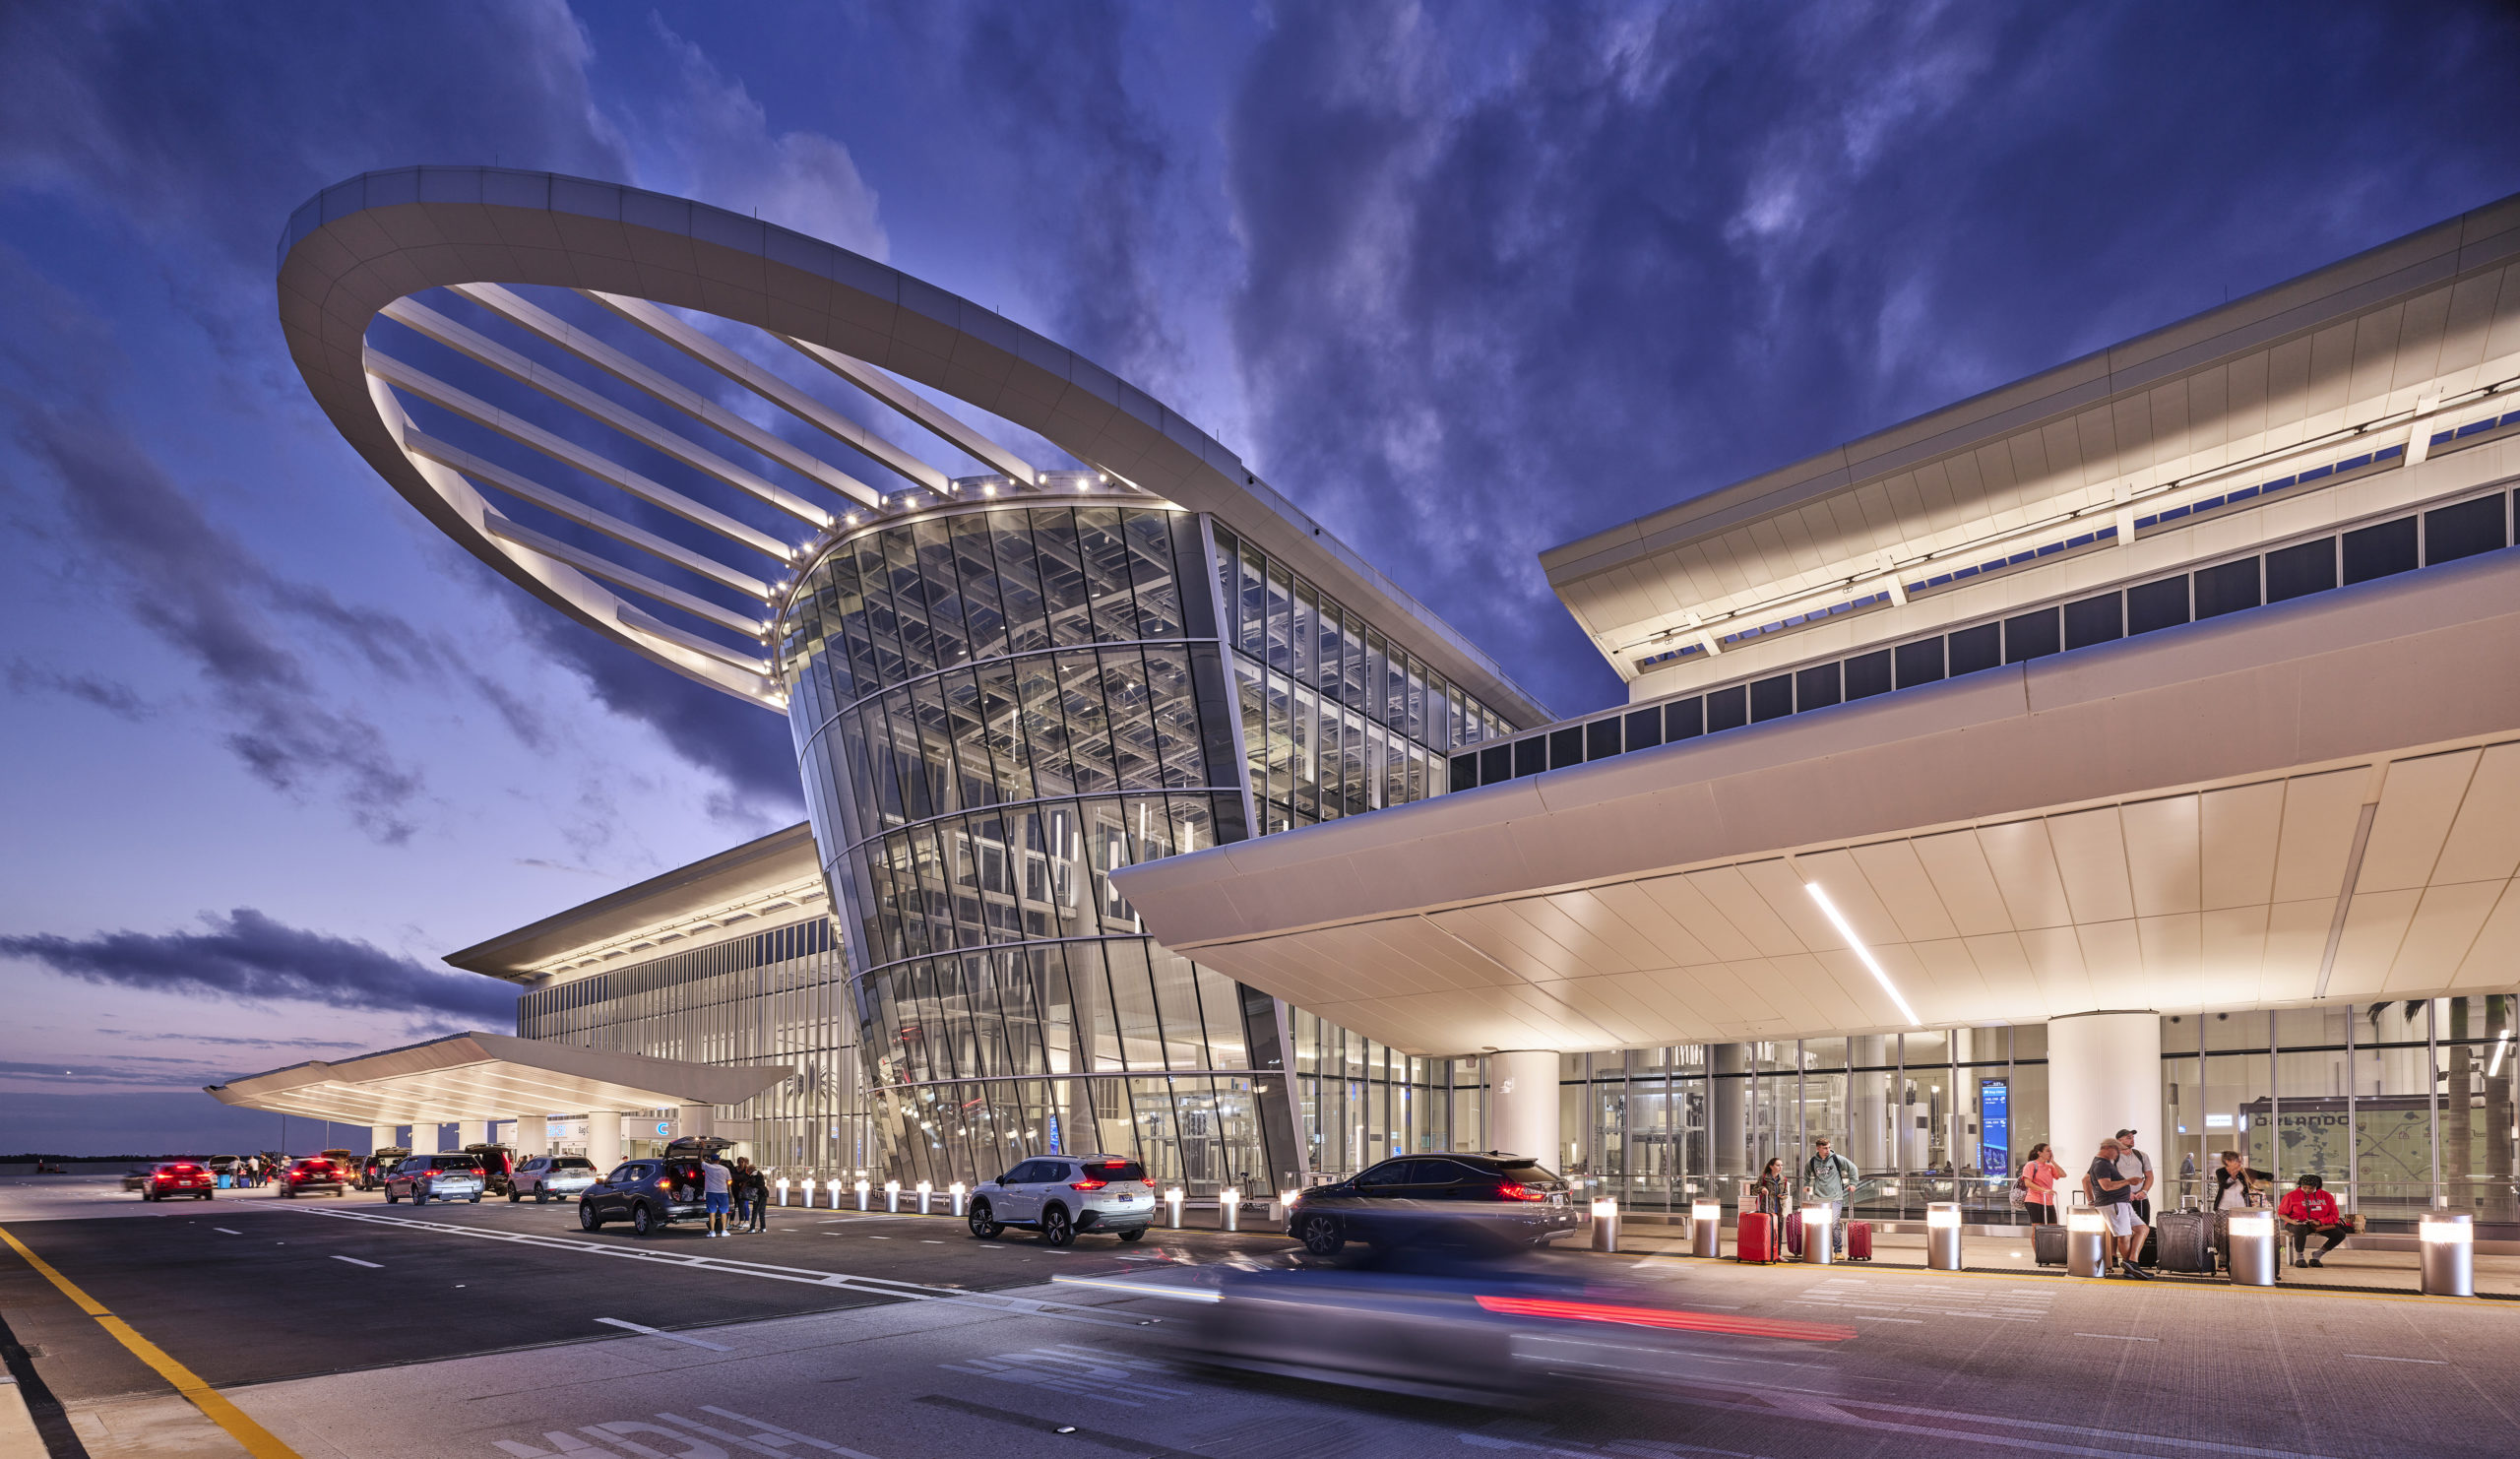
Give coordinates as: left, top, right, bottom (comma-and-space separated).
2019, 1143, 2062, 1225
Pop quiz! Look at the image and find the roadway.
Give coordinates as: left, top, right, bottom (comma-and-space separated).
1, 1174, 2514, 1459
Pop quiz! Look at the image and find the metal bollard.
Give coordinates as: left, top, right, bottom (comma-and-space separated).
1799, 1203, 1835, 1265
1926, 1202, 1964, 1271
1690, 1200, 1722, 1258
2420, 1212, 2474, 1297
950, 1181, 968, 1218
1277, 1188, 1299, 1226
915, 1180, 932, 1215
1164, 1187, 1184, 1230
1220, 1188, 1241, 1232
2224, 1211, 2277, 1287
885, 1180, 901, 1213
855, 1178, 870, 1211
2067, 1210, 2110, 1278
1591, 1198, 1620, 1252
787, 1177, 801, 1208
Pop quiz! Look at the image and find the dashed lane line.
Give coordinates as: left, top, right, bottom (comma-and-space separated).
213, 1228, 242, 1235
331, 1255, 382, 1269
2344, 1353, 2446, 1364
596, 1316, 732, 1351
280, 1205, 1143, 1328
2075, 1333, 2159, 1341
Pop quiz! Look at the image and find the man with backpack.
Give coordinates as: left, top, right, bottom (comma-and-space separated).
1801, 1137, 1858, 1256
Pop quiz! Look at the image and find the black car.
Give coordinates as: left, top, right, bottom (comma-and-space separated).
577, 1158, 709, 1237
1286, 1154, 1580, 1256
280, 1157, 347, 1197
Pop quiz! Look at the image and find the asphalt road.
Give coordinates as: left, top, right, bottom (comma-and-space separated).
4, 1176, 2517, 1459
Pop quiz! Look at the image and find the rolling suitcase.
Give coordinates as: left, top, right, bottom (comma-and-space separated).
2153, 1210, 2212, 1274
2034, 1222, 2068, 1266
1784, 1210, 1804, 1257
1737, 1211, 1779, 1263
1845, 1220, 1872, 1261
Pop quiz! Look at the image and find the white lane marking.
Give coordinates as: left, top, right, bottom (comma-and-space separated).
1050, 1275, 1221, 1303
2075, 1333, 2159, 1341
941, 1343, 1191, 1406
213, 1228, 241, 1235
2344, 1353, 2446, 1364
922, 1239, 945, 1244
280, 1205, 1142, 1327
330, 1255, 382, 1268
867, 1235, 892, 1239
595, 1317, 731, 1351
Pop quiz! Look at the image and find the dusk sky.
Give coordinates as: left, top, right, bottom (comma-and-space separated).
4, 2, 2517, 1154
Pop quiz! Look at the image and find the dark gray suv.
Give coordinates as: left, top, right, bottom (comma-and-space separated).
1286, 1154, 1577, 1255
383, 1153, 485, 1205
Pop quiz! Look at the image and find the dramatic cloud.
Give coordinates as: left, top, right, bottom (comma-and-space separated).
0, 909, 518, 1027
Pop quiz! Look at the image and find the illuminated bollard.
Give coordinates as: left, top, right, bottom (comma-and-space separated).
885, 1179, 901, 1213
784, 1177, 797, 1208
2421, 1212, 2474, 1297
1591, 1197, 1620, 1252
1220, 1187, 1241, 1232
1164, 1187, 1184, 1230
950, 1181, 968, 1218
1926, 1202, 1963, 1270
854, 1178, 870, 1211
1799, 1203, 1836, 1265
1690, 1200, 1723, 1259
1277, 1188, 1299, 1226
2067, 1209, 2110, 1278
916, 1180, 933, 1215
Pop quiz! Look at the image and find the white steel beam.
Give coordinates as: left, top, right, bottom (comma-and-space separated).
617, 602, 773, 676
583, 290, 953, 493
785, 337, 1039, 486
483, 516, 768, 637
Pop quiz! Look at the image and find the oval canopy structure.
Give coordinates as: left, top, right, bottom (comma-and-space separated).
276, 165, 1545, 728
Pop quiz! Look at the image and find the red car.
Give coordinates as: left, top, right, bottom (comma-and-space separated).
282, 1158, 347, 1198
138, 1162, 215, 1201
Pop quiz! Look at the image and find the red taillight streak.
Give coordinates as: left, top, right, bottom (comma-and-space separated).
1495, 1182, 1546, 1202
1473, 1295, 1855, 1344
1069, 1178, 1108, 1191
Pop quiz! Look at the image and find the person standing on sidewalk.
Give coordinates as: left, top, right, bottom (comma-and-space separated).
2019, 1143, 2062, 1225
1801, 1138, 1858, 1256
2085, 1137, 2149, 1278
745, 1160, 771, 1232
2115, 1128, 2156, 1226
701, 1153, 733, 1237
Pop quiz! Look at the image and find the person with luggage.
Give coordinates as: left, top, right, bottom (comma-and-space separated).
2018, 1143, 2062, 1224
2212, 1151, 2269, 1211
1752, 1157, 1789, 1218
1801, 1137, 1858, 1256
2084, 1137, 2150, 1278
2115, 1129, 2156, 1226
2277, 1174, 2353, 1267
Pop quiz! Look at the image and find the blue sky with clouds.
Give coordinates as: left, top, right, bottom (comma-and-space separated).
3, 1, 2516, 1153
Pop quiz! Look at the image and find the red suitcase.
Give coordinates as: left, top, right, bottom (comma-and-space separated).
1784, 1210, 1804, 1256
1845, 1220, 1872, 1261
1736, 1211, 1779, 1263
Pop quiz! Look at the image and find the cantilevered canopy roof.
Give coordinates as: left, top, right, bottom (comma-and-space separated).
206, 1032, 793, 1124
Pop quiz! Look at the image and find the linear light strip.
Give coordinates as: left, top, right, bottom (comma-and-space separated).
1804, 881, 1920, 1027
2490, 1031, 2512, 1080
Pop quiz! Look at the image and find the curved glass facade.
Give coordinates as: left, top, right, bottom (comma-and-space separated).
779, 498, 1519, 1193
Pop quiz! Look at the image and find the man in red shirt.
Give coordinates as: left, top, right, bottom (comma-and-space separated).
2276, 1174, 2352, 1267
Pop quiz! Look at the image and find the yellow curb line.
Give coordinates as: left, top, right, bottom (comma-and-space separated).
0, 1222, 301, 1458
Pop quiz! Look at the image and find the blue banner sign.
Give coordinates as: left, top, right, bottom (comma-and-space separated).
1980, 1077, 2009, 1175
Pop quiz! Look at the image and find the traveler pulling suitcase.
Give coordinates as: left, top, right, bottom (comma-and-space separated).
2153, 1210, 2213, 1274
1737, 1211, 1780, 1263
1845, 1220, 1872, 1261
2034, 1222, 2068, 1266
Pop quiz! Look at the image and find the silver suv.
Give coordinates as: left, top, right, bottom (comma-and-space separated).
967, 1155, 1154, 1246
509, 1155, 599, 1202
383, 1154, 484, 1205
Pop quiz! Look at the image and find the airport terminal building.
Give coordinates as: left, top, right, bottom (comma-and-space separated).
273, 169, 2520, 1231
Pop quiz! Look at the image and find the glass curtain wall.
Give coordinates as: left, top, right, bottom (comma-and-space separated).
1291, 1008, 1458, 1176
517, 917, 860, 1174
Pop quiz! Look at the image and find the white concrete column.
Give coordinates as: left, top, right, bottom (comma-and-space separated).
409, 1122, 441, 1156
678, 1104, 717, 1142
1712, 1043, 1748, 1175
369, 1125, 397, 1154
457, 1121, 490, 1149
1851, 1037, 1894, 1173
512, 1116, 550, 1159
587, 1111, 624, 1170
1489, 1050, 1560, 1166
2048, 1011, 2163, 1192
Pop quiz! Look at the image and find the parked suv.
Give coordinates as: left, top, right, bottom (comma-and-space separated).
510, 1155, 600, 1202
383, 1154, 485, 1205
577, 1158, 708, 1237
1286, 1153, 1578, 1255
967, 1155, 1154, 1247
357, 1148, 410, 1191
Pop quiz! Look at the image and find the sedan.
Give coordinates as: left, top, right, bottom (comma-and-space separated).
280, 1158, 347, 1198
1286, 1154, 1581, 1256
134, 1163, 216, 1201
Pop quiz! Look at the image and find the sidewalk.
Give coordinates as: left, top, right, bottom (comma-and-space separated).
1608, 1223, 2520, 1298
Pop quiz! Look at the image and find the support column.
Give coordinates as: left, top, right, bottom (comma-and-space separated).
456, 1121, 490, 1150
1851, 1037, 1893, 1173
1713, 1043, 1748, 1175
1489, 1050, 1560, 1166
512, 1116, 549, 1160
409, 1122, 441, 1156
2048, 1011, 2162, 1186
370, 1125, 397, 1155
587, 1111, 624, 1170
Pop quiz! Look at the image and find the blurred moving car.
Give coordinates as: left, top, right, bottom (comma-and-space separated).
1189, 1256, 1854, 1405
383, 1153, 485, 1205
1285, 1154, 1581, 1256
510, 1155, 599, 1202
576, 1157, 708, 1237
133, 1162, 216, 1201
967, 1155, 1154, 1247
281, 1157, 348, 1198
356, 1147, 410, 1191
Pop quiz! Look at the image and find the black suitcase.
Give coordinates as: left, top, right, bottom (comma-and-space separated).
2034, 1223, 2067, 1266
2153, 1210, 2213, 1273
